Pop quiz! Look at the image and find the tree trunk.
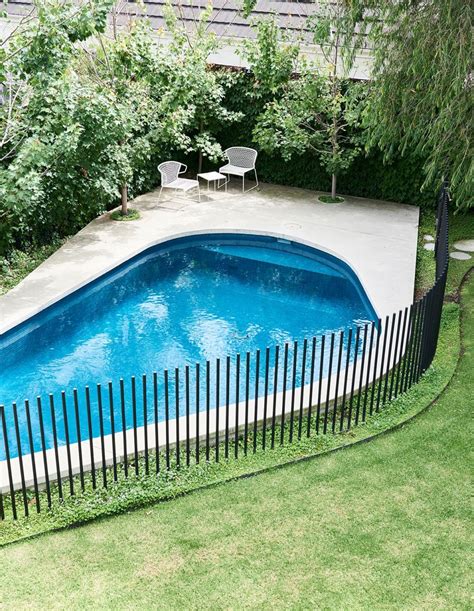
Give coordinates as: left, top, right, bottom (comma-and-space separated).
121, 183, 128, 216
197, 119, 204, 174
330, 30, 339, 203
112, 5, 117, 39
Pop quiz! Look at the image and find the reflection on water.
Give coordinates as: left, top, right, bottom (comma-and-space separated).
0, 235, 377, 458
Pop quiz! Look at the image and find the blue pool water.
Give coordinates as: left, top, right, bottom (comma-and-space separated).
0, 234, 377, 458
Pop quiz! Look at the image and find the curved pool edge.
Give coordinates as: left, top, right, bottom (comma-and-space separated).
0, 184, 419, 338
0, 183, 420, 492
0, 228, 380, 339
0, 229, 379, 348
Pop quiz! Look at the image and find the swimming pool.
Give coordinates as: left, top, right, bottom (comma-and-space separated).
0, 234, 377, 458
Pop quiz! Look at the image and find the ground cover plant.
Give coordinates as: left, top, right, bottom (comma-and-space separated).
416, 211, 474, 298
0, 272, 471, 608
0, 237, 67, 295
110, 208, 140, 222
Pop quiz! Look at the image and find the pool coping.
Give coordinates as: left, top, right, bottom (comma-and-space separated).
0, 184, 419, 336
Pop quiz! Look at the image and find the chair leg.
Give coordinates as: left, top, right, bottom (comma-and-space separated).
197, 185, 201, 203
217, 175, 230, 191
241, 170, 259, 193
158, 187, 163, 202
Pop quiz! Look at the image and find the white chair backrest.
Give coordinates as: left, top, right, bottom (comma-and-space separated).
225, 147, 257, 169
158, 161, 183, 186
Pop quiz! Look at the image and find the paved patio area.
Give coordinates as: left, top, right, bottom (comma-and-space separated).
0, 183, 419, 336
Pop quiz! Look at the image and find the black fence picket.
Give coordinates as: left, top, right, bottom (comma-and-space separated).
216, 358, 221, 461
49, 395, 63, 500
347, 326, 361, 429
206, 361, 210, 462
175, 369, 180, 467
37, 396, 52, 506
73, 389, 85, 490
298, 339, 308, 439
234, 354, 240, 458
355, 324, 368, 426
306, 337, 317, 437
143, 375, 149, 475
262, 347, 270, 449
332, 331, 344, 433
0, 186, 450, 520
280, 344, 288, 444
271, 347, 279, 449
316, 335, 325, 434
12, 403, 28, 516
154, 371, 160, 473
25, 399, 41, 509
1, 405, 16, 519
108, 382, 118, 482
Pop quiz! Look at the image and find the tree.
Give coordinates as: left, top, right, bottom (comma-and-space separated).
0, 0, 117, 249
161, 2, 243, 174
80, 17, 195, 216
0, 0, 240, 251
250, 4, 367, 200
243, 17, 300, 104
254, 74, 366, 200
353, 0, 473, 209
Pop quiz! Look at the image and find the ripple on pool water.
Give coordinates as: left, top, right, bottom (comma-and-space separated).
0, 234, 377, 458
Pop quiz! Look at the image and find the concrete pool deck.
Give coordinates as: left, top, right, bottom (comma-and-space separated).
0, 182, 419, 336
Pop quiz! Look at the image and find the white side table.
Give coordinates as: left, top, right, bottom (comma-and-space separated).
197, 171, 227, 192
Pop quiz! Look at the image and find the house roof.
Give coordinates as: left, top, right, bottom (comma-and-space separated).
2, 1, 373, 77
117, 0, 321, 41
5, 0, 372, 42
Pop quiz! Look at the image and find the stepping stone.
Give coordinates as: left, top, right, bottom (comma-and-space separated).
453, 239, 474, 252
423, 234, 434, 241
423, 243, 435, 251
450, 251, 471, 260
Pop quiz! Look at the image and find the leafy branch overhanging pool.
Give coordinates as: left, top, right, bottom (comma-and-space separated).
0, 234, 377, 458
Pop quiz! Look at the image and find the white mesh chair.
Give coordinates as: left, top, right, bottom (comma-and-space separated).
219, 147, 259, 193
158, 161, 200, 202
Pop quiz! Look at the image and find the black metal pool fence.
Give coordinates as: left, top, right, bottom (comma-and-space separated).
0, 185, 450, 520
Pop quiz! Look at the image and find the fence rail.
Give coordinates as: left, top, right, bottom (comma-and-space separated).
0, 185, 450, 520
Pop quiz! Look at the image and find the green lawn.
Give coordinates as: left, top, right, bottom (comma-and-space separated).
0, 238, 67, 296
416, 209, 474, 298
0, 273, 472, 609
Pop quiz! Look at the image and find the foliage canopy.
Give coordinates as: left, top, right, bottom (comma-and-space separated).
1, 0, 468, 257
249, 3, 368, 198
355, 0, 473, 209
0, 0, 240, 250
